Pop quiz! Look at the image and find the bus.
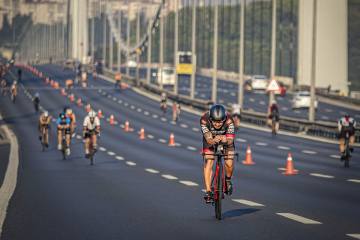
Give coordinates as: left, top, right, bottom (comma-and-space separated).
176, 51, 195, 75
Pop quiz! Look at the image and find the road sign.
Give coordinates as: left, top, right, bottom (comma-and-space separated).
267, 79, 280, 91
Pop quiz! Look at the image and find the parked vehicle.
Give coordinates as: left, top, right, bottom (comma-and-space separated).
154, 67, 176, 86
245, 75, 268, 91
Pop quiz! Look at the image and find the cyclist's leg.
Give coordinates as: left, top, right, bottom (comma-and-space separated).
85, 137, 90, 155
339, 137, 345, 153
203, 147, 215, 193
349, 134, 355, 151
267, 118, 272, 128
57, 129, 62, 150
92, 134, 97, 150
44, 127, 49, 146
224, 147, 235, 178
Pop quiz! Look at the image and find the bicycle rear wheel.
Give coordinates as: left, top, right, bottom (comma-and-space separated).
214, 160, 223, 220
62, 138, 66, 160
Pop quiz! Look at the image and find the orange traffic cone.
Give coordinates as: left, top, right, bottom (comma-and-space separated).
97, 109, 103, 118
85, 104, 91, 113
139, 128, 145, 140
69, 94, 75, 102
77, 98, 82, 107
109, 115, 115, 125
124, 121, 130, 132
283, 153, 298, 175
242, 145, 255, 165
168, 133, 176, 146
54, 82, 59, 89
60, 88, 67, 96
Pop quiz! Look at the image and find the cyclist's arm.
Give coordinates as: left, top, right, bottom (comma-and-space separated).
225, 121, 235, 145
338, 120, 342, 132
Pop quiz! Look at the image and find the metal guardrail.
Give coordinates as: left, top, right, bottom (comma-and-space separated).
99, 68, 360, 143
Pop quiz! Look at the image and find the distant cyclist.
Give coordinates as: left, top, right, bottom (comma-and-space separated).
115, 72, 122, 89
33, 92, 40, 112
267, 101, 279, 133
83, 110, 100, 158
64, 107, 76, 138
200, 104, 235, 203
10, 81, 18, 103
1, 79, 7, 96
172, 102, 181, 122
338, 114, 356, 160
56, 112, 71, 155
38, 111, 51, 148
160, 92, 167, 114
231, 103, 241, 130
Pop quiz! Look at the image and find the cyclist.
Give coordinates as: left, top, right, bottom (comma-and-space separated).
200, 104, 235, 203
56, 112, 71, 155
160, 92, 167, 113
38, 111, 51, 148
81, 71, 88, 87
1, 79, 7, 95
231, 103, 241, 130
172, 102, 181, 122
33, 92, 40, 112
115, 72, 122, 89
267, 101, 279, 133
65, 79, 74, 90
83, 110, 100, 158
338, 114, 356, 160
64, 107, 76, 138
10, 81, 17, 102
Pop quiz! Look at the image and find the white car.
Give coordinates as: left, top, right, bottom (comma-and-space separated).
126, 60, 137, 68
292, 91, 318, 109
155, 67, 176, 86
250, 75, 268, 91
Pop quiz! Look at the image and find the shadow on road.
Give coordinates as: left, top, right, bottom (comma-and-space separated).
222, 208, 260, 220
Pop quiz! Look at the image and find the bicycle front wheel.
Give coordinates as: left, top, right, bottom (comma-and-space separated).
215, 160, 223, 220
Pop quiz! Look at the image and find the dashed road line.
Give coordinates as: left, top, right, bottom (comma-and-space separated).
116, 156, 124, 161
124, 103, 129, 107
179, 181, 199, 187
144, 111, 149, 115
180, 124, 188, 128
255, 142, 268, 146
330, 155, 340, 159
175, 143, 182, 147
277, 146, 290, 150
130, 105, 135, 110
278, 168, 286, 171
147, 134, 154, 139
236, 138, 247, 143
302, 150, 317, 154
126, 161, 136, 166
310, 173, 335, 179
118, 100, 122, 103
232, 199, 265, 207
137, 108, 142, 112
187, 146, 197, 151
192, 127, 200, 132
276, 213, 322, 224
161, 174, 178, 180
347, 234, 360, 239
99, 147, 107, 152
250, 98, 255, 102
107, 151, 115, 156
112, 97, 117, 101
158, 139, 167, 143
152, 114, 158, 119
347, 179, 360, 184
145, 168, 160, 174
76, 135, 82, 139
160, 117, 167, 122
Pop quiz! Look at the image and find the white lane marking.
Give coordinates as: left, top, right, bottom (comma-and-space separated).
175, 143, 182, 147
124, 103, 129, 107
76, 135, 82, 139
250, 98, 255, 102
145, 168, 159, 174
347, 234, 360, 239
330, 155, 341, 159
126, 161, 136, 166
107, 151, 115, 156
277, 146, 290, 150
99, 147, 107, 152
276, 213, 322, 224
187, 146, 197, 151
137, 108, 142, 112
118, 100, 122, 104
255, 142, 268, 146
232, 199, 265, 207
180, 124, 188, 128
113, 97, 117, 101
116, 156, 124, 161
179, 181, 199, 187
236, 138, 247, 143
347, 179, 360, 184
278, 168, 286, 171
310, 173, 335, 179
144, 111, 149, 115
147, 134, 154, 139
161, 174, 178, 180
192, 127, 200, 132
152, 114, 158, 119
259, 101, 265, 105
130, 105, 135, 110
158, 139, 167, 143
107, 95, 112, 98
302, 150, 317, 154
160, 117, 167, 122
321, 116, 329, 120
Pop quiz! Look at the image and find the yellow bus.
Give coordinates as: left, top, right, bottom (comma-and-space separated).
176, 51, 195, 75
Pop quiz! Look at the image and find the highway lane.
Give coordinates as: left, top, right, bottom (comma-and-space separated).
132, 68, 360, 122
0, 66, 359, 239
